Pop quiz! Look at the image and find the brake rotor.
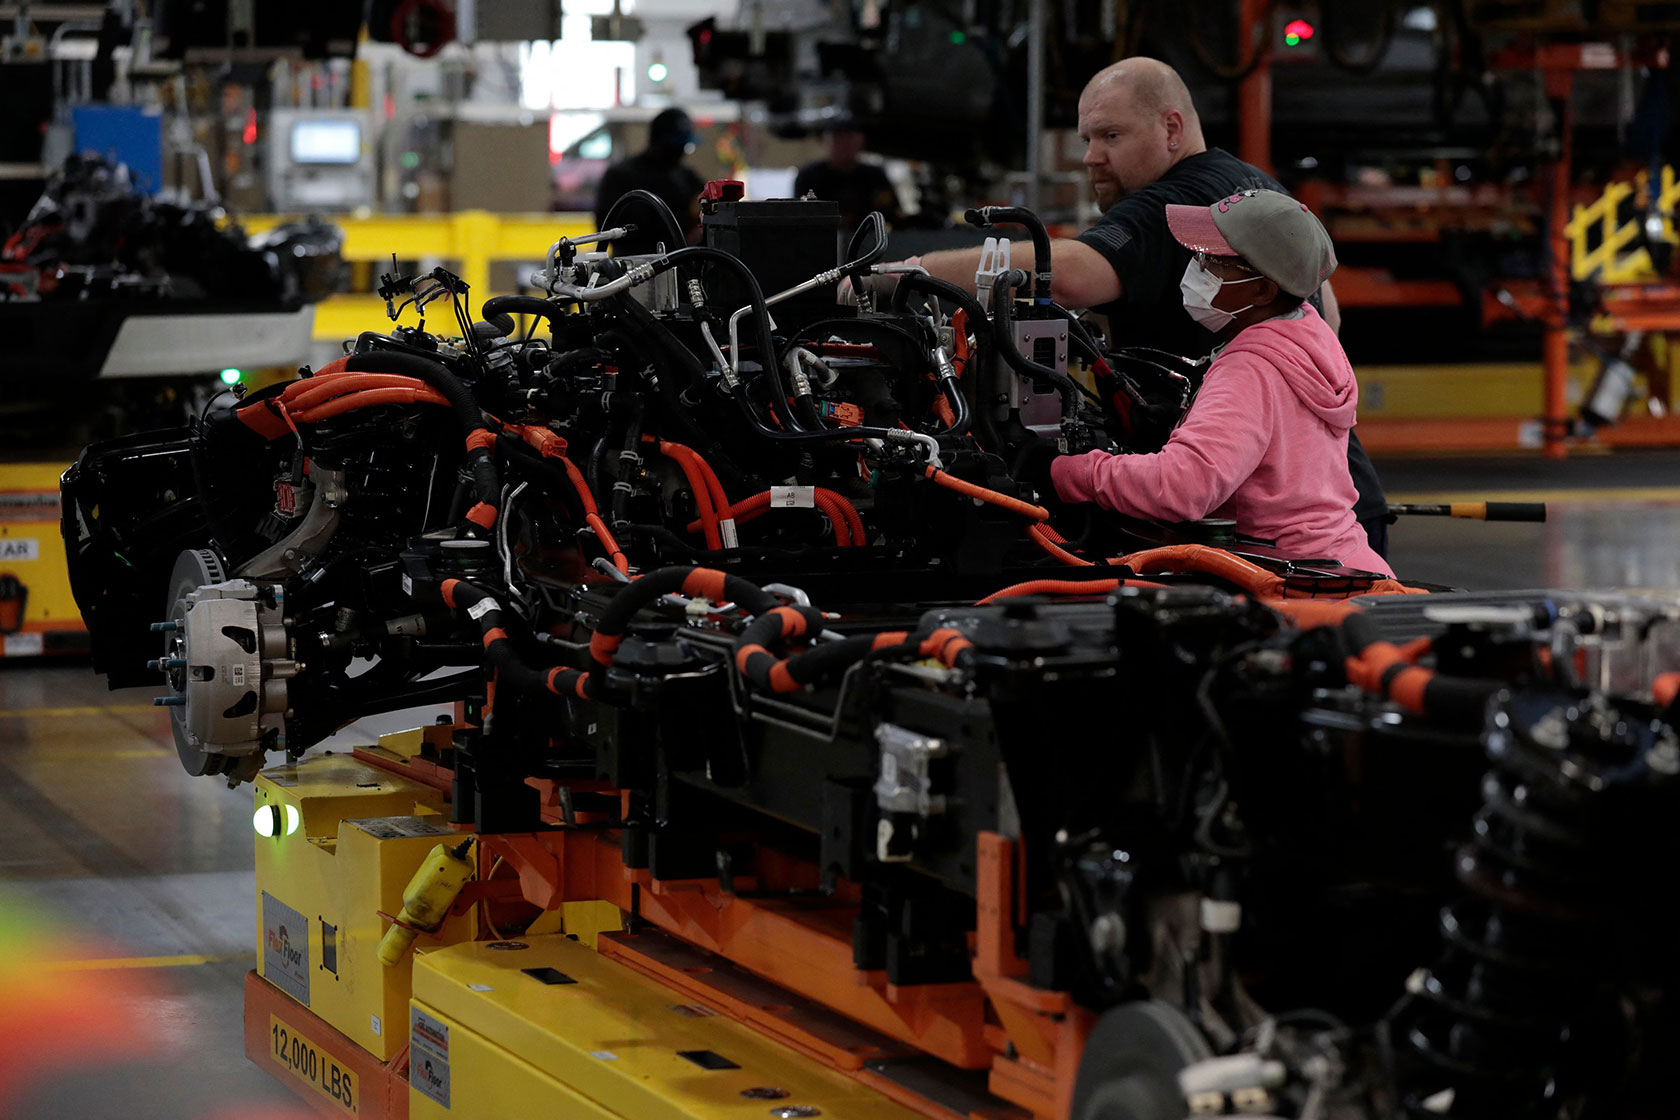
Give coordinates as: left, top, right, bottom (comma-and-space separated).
160, 548, 229, 777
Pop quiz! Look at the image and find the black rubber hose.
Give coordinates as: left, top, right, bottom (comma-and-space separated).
611, 396, 643, 529
601, 188, 684, 252
967, 206, 1055, 304
614, 289, 913, 452
990, 271, 1086, 417
481, 294, 567, 330
895, 275, 1002, 450
647, 245, 806, 434
603, 300, 755, 492
842, 210, 889, 273
439, 577, 595, 700
889, 271, 1000, 439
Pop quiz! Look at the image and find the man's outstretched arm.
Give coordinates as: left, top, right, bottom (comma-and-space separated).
915, 238, 1122, 310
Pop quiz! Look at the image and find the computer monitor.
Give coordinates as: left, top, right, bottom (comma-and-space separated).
290, 118, 361, 165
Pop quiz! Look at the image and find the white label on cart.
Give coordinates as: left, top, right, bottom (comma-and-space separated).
401, 573, 414, 596
410, 1007, 452, 1108
768, 486, 815, 509
4, 632, 44, 657
0, 537, 39, 561
467, 598, 498, 621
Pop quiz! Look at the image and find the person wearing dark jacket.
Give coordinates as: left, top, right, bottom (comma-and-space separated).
911, 58, 1388, 556
593, 108, 704, 256
794, 123, 904, 231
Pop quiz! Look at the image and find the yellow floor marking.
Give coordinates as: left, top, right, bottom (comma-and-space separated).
42, 952, 250, 972
1388, 486, 1680, 505
0, 704, 158, 719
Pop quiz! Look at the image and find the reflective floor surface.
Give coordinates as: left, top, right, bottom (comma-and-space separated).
2, 449, 1678, 1117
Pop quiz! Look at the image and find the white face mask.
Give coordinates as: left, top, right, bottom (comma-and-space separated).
1180, 257, 1260, 333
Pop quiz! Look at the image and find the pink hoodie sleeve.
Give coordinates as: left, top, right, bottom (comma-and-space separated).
1050, 355, 1275, 520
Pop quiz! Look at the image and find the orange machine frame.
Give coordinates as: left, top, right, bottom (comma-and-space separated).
351, 750, 1092, 1120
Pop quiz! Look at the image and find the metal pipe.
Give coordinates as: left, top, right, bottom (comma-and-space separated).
1025, 0, 1045, 214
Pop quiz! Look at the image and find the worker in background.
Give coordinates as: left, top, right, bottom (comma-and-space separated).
1014, 190, 1391, 576
593, 108, 705, 255
906, 57, 1386, 556
794, 120, 905, 232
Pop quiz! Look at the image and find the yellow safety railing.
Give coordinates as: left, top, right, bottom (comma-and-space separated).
240, 210, 594, 341
1567, 167, 1680, 284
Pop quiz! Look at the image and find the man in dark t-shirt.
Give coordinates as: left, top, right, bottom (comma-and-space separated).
593, 108, 705, 256
795, 125, 905, 232
913, 58, 1387, 556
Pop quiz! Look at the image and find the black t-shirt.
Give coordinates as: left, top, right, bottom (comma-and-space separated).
793, 160, 900, 231
1073, 147, 1387, 530
592, 151, 704, 256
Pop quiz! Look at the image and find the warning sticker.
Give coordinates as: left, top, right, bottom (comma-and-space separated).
345, 816, 455, 840
262, 892, 310, 1005
410, 1007, 452, 1108
0, 492, 59, 522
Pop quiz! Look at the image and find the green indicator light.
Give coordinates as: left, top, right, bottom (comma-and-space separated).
647, 61, 669, 82
220, 368, 242, 384
401, 150, 420, 169
949, 30, 965, 44
1285, 33, 1299, 45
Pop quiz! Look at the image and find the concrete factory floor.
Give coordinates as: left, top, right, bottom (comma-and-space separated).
4, 449, 1680, 1118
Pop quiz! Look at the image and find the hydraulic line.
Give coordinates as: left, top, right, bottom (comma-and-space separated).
888, 272, 989, 441
613, 289, 927, 456
600, 188, 685, 251
480, 294, 569, 331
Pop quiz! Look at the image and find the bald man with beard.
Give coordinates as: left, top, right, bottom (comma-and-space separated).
913, 58, 1388, 556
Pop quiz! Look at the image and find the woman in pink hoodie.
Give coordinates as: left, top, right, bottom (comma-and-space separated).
1016, 188, 1392, 576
